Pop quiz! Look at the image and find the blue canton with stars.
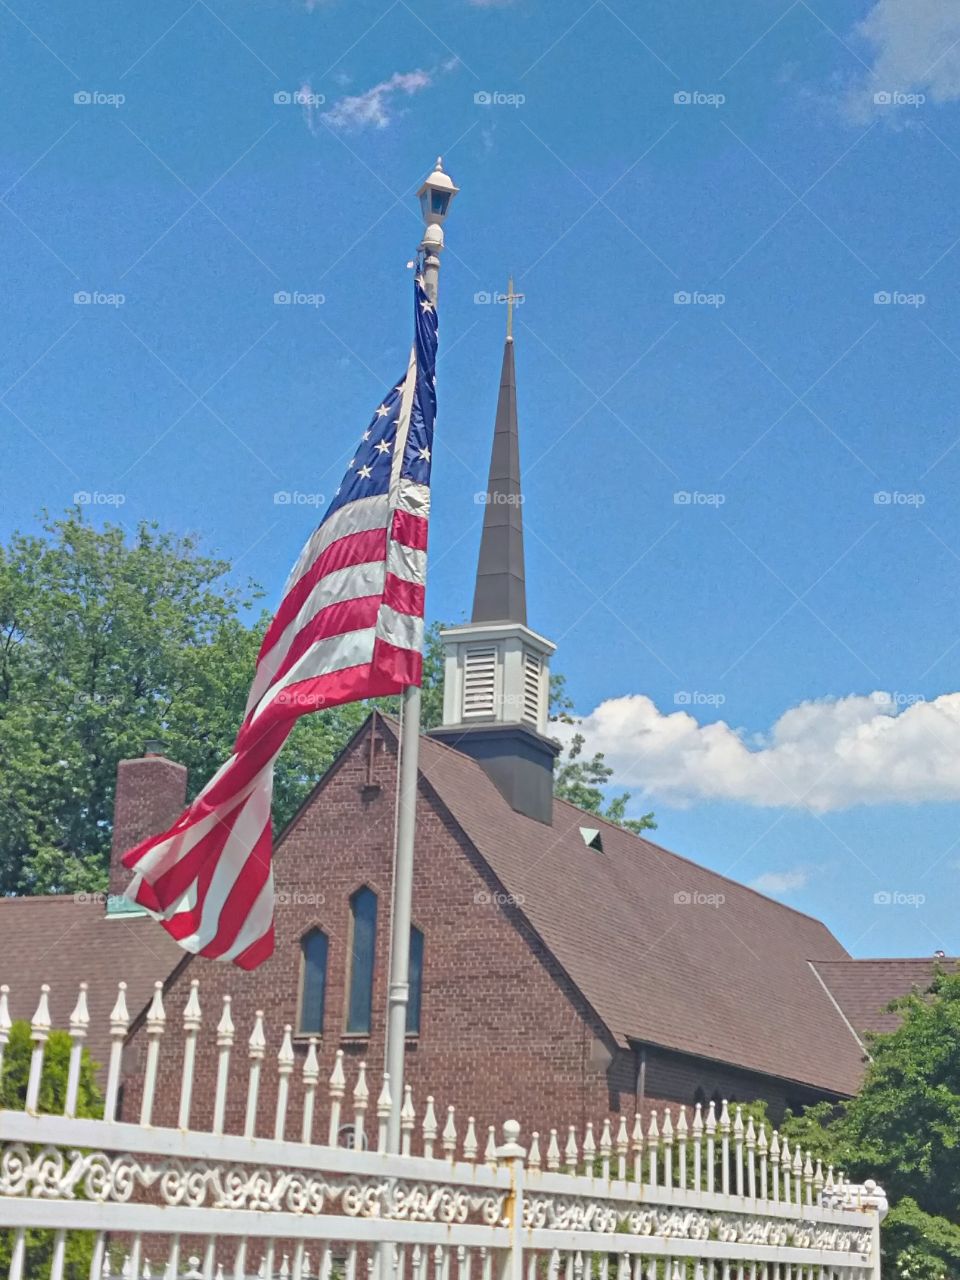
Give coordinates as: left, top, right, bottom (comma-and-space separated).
323, 273, 438, 523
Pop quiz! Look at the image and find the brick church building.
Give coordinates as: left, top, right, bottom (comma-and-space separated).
2, 324, 951, 1140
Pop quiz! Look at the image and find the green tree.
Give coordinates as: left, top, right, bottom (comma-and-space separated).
0, 1021, 102, 1277
776, 967, 960, 1280
550, 676, 656, 834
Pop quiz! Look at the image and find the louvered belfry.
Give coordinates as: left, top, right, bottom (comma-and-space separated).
432, 326, 559, 824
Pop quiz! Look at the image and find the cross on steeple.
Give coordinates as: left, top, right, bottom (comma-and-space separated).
502, 276, 524, 342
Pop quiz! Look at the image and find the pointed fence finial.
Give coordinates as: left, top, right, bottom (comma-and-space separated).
547, 1128, 561, 1171
301, 1037, 320, 1144
31, 983, 52, 1041
69, 983, 90, 1037
423, 1095, 438, 1158
0, 985, 10, 1078
377, 1074, 393, 1153
401, 1084, 416, 1155
583, 1121, 596, 1166
145, 982, 166, 1035
442, 1105, 457, 1159
616, 1115, 629, 1180
565, 1125, 579, 1174
182, 979, 202, 1031
217, 995, 234, 1044
528, 1130, 542, 1170
464, 1115, 478, 1162
485, 1124, 498, 1165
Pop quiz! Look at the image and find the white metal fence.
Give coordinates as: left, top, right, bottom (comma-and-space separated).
0, 980, 887, 1280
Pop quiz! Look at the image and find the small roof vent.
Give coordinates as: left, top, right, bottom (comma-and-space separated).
579, 826, 603, 853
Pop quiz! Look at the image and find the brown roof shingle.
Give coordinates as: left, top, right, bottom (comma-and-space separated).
812, 957, 959, 1041
410, 726, 867, 1097
0, 896, 184, 1074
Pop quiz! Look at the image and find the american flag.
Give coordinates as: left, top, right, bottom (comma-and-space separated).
122, 274, 439, 969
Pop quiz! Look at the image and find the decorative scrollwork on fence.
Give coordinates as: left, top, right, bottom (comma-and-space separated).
0, 1142, 508, 1227
521, 1192, 873, 1256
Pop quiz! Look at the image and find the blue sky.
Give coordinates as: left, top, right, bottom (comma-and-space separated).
3, 0, 960, 957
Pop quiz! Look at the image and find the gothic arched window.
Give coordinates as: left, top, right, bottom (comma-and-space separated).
299, 929, 328, 1035
347, 887, 378, 1034
407, 926, 424, 1035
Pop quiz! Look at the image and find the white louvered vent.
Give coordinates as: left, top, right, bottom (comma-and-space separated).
463, 646, 497, 719
522, 650, 542, 725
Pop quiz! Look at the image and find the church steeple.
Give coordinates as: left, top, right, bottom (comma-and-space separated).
472, 292, 527, 625
431, 291, 559, 825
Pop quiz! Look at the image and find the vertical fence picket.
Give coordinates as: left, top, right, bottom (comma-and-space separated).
9, 985, 52, 1280
213, 996, 234, 1135
692, 1103, 703, 1193
0, 985, 10, 1080
328, 1050, 346, 1144
734, 1107, 744, 1197
631, 1114, 643, 1184
302, 1037, 320, 1143
401, 1085, 416, 1155
662, 1109, 673, 1189
443, 1105, 457, 1160
353, 1060, 369, 1150
705, 1102, 716, 1194
677, 1109, 688, 1190
758, 1125, 769, 1200
583, 1122, 596, 1175
50, 984, 89, 1280
177, 979, 202, 1131
423, 1096, 438, 1158
646, 1110, 659, 1190
244, 1010, 266, 1138
770, 1132, 781, 1203
377, 1074, 393, 1153
565, 1125, 578, 1175
274, 1025, 295, 1141
719, 1101, 730, 1196
616, 1116, 628, 1181
782, 1137, 791, 1204
746, 1116, 756, 1199
600, 1118, 612, 1180
140, 982, 165, 1126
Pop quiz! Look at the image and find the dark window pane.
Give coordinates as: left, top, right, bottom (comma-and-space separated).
407, 927, 424, 1035
347, 888, 377, 1034
300, 930, 328, 1034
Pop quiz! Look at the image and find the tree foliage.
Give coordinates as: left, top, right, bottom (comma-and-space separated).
0, 1021, 102, 1276
776, 968, 960, 1280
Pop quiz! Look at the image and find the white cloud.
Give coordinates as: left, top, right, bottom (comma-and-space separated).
322, 69, 433, 131
750, 869, 809, 895
846, 0, 960, 119
563, 691, 960, 812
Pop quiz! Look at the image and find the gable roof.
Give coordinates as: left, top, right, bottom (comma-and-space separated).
0, 896, 185, 1074
401, 722, 867, 1097
812, 957, 959, 1041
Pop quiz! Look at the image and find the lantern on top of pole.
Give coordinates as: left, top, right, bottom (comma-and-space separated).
384, 157, 459, 1154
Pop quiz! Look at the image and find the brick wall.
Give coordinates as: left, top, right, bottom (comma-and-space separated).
109, 753, 188, 899
120, 719, 833, 1142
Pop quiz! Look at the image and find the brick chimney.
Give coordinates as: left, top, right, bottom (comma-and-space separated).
108, 743, 188, 906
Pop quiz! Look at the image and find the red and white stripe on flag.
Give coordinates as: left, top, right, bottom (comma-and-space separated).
122, 275, 439, 969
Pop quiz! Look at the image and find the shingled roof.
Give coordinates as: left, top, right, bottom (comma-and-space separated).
0, 896, 185, 1074
810, 957, 959, 1043
402, 723, 867, 1098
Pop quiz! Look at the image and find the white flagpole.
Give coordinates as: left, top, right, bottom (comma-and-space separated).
385, 159, 457, 1154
